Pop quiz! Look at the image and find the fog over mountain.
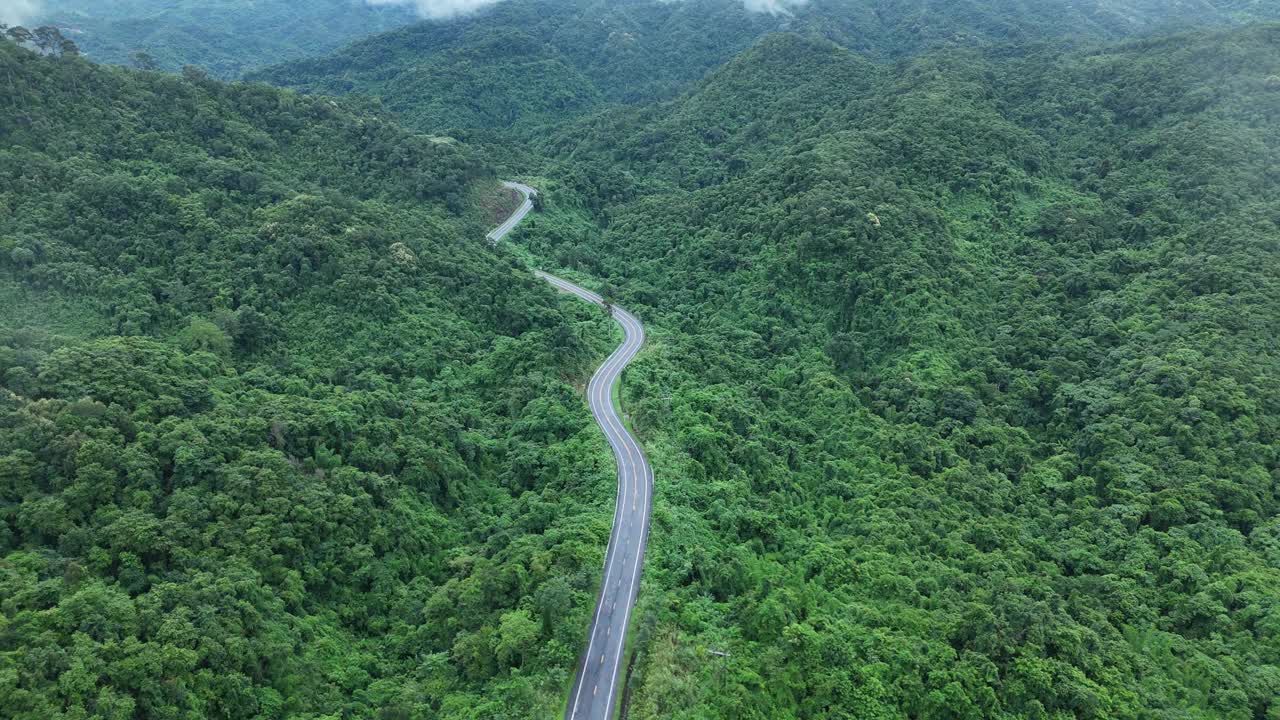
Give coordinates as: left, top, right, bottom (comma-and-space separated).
0, 0, 42, 26
365, 0, 507, 19
741, 0, 808, 14
367, 0, 810, 16
28, 0, 418, 76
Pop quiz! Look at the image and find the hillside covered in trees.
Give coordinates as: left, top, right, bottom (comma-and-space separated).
2, 1, 1279, 718
29, 0, 419, 77
499, 22, 1280, 719
249, 0, 1280, 132
0, 40, 619, 718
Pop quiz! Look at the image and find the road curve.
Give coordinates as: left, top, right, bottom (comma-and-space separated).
486, 180, 537, 243
489, 181, 653, 720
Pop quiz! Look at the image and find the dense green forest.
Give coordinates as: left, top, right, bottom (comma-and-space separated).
28, 0, 418, 77
250, 0, 1280, 132
3, 0, 1280, 718
247, 0, 779, 131
499, 22, 1280, 719
0, 39, 621, 718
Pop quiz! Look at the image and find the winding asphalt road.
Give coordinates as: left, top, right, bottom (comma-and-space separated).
488, 181, 653, 720
486, 181, 538, 243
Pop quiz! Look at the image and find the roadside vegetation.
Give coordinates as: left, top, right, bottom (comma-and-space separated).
507, 24, 1280, 719
0, 39, 617, 718
2, 2, 1279, 718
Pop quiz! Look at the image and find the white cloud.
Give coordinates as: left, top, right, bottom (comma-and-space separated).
366, 0, 809, 20
742, 0, 808, 15
0, 0, 42, 26
365, 0, 505, 20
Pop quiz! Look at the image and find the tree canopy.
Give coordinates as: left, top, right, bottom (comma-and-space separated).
0, 38, 619, 719
497, 23, 1280, 719
249, 0, 1280, 133
3, 3, 1279, 718
28, 0, 419, 77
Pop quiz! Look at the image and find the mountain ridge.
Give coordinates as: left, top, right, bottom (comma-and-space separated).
501, 21, 1280, 718
248, 0, 1280, 132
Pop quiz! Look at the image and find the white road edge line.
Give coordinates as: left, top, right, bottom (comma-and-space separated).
489, 182, 651, 720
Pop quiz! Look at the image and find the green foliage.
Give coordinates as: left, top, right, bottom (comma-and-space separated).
33, 0, 419, 77
7, 4, 1280, 718
0, 41, 619, 719
249, 0, 1280, 133
790, 0, 1280, 57
249, 0, 781, 132
501, 23, 1280, 720
177, 316, 231, 355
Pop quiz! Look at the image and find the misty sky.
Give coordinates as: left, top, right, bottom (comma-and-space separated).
2, 0, 809, 27
368, 0, 808, 19
0, 0, 41, 26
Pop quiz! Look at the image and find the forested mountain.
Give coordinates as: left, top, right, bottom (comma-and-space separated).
29, 0, 418, 77
793, 0, 1280, 56
4, 1, 1280, 718
0, 40, 618, 718
249, 0, 1280, 132
500, 22, 1280, 718
247, 0, 779, 131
